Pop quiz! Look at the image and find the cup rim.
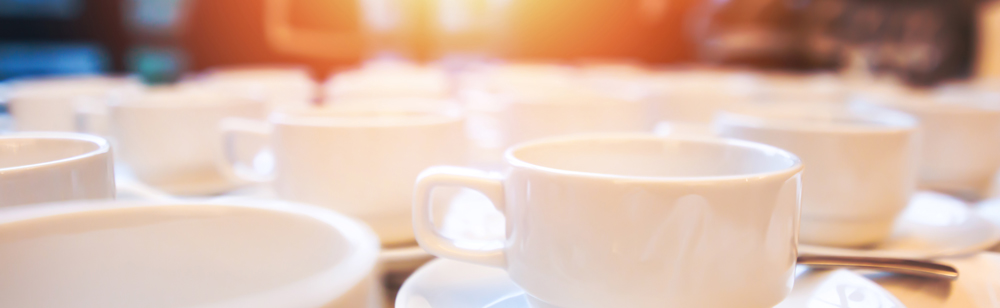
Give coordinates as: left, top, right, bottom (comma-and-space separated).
0, 198, 380, 308
0, 132, 110, 173
503, 133, 803, 182
714, 102, 919, 134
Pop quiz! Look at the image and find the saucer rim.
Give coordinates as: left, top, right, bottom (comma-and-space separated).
798, 210, 1000, 259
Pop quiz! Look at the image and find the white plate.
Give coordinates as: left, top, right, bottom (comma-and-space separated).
396, 259, 905, 308
800, 192, 1000, 259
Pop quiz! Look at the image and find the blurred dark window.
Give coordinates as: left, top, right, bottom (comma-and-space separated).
0, 0, 83, 19
0, 0, 127, 81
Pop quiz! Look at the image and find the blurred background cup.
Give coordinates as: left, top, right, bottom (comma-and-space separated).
109, 87, 266, 195
220, 102, 467, 245
0, 198, 381, 308
413, 134, 803, 308
323, 63, 452, 103
494, 84, 654, 148
7, 75, 142, 132
182, 65, 319, 110
644, 69, 757, 123
0, 132, 114, 207
714, 102, 920, 247
862, 85, 1000, 198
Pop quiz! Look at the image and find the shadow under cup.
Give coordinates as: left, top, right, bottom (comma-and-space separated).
417, 135, 804, 308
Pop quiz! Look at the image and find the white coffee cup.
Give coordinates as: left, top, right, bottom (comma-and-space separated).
645, 69, 757, 123
185, 66, 318, 109
413, 134, 803, 308
221, 103, 467, 245
324, 65, 451, 102
0, 132, 115, 207
0, 198, 380, 308
7, 75, 142, 132
713, 102, 920, 247
111, 88, 266, 195
866, 88, 1000, 197
497, 86, 654, 147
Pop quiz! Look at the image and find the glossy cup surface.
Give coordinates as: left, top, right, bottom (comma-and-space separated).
415, 134, 803, 308
0, 133, 114, 207
715, 103, 919, 247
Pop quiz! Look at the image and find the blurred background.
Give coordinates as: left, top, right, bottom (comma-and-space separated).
0, 0, 996, 85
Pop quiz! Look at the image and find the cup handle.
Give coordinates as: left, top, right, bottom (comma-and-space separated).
219, 117, 274, 183
413, 166, 507, 268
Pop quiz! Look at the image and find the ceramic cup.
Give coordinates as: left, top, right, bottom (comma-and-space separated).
413, 134, 803, 308
0, 198, 380, 308
221, 103, 467, 245
497, 85, 653, 147
324, 65, 451, 102
645, 69, 757, 123
713, 103, 920, 247
0, 132, 114, 207
111, 88, 266, 195
6, 75, 142, 132
867, 88, 1000, 197
185, 66, 318, 109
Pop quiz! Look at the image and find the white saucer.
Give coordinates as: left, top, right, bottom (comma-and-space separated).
396, 258, 905, 308
870, 252, 1000, 308
800, 192, 1000, 259
114, 165, 243, 198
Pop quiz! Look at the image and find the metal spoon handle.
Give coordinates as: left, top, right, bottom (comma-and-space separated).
797, 254, 959, 281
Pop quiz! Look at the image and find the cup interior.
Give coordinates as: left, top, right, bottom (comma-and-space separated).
509, 135, 799, 179
0, 204, 354, 307
0, 136, 103, 170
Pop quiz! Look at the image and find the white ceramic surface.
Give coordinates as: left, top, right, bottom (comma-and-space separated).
396, 259, 905, 308
0, 198, 382, 308
496, 86, 654, 147
866, 88, 1000, 196
221, 103, 467, 245
0, 132, 115, 207
413, 134, 804, 308
188, 66, 318, 108
715, 102, 920, 247
112, 88, 266, 195
324, 65, 451, 102
800, 192, 1000, 259
644, 69, 756, 123
6, 75, 142, 132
